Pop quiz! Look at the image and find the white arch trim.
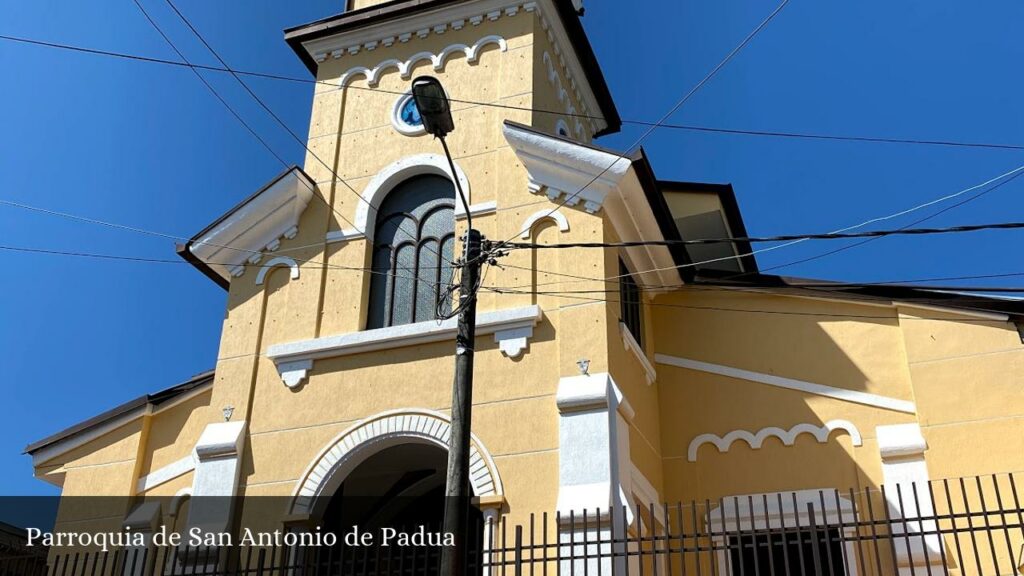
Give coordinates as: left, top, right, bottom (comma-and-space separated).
255, 256, 299, 286
353, 153, 471, 242
519, 208, 570, 239
338, 35, 507, 88
687, 420, 863, 462
290, 409, 503, 515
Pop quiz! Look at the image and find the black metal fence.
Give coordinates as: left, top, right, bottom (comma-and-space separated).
10, 473, 1024, 576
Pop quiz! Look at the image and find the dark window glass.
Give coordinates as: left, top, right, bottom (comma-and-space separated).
728, 528, 846, 576
619, 259, 643, 348
367, 175, 455, 329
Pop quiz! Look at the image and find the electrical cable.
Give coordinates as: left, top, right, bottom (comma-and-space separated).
488, 0, 790, 254
505, 220, 1024, 250
482, 286, 1022, 321
755, 164, 1024, 276
0, 242, 447, 287
4, 33, 1024, 153
150, 0, 455, 270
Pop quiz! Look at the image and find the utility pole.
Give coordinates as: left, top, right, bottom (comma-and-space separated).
411, 76, 487, 576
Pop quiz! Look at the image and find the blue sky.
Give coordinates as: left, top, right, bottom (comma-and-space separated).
2, 0, 1022, 495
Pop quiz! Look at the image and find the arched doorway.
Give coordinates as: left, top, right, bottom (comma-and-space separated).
321, 443, 448, 533
289, 410, 502, 575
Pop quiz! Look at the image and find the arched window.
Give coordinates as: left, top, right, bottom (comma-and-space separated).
367, 174, 456, 329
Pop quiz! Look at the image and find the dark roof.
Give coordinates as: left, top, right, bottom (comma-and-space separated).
692, 270, 1024, 319
24, 370, 215, 455
284, 0, 621, 136
178, 165, 309, 290
657, 180, 759, 274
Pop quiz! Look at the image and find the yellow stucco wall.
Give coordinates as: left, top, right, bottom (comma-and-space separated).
31, 6, 1024, 571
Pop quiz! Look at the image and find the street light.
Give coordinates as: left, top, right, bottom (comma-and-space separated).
413, 75, 481, 576
411, 76, 455, 139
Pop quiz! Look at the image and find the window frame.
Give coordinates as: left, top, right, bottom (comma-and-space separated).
618, 258, 644, 350
366, 175, 456, 330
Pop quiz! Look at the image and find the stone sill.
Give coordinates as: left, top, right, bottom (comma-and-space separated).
266, 305, 543, 388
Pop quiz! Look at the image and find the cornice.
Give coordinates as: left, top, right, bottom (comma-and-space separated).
297, 0, 607, 135
187, 168, 316, 283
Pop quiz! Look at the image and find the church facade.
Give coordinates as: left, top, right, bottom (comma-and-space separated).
26, 1, 1024, 574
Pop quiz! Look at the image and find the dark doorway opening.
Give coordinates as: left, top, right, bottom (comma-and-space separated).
315, 443, 484, 575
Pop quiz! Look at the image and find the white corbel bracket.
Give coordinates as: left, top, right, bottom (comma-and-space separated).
279, 359, 314, 389
495, 326, 532, 358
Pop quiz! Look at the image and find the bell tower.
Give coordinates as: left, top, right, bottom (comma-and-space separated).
281, 0, 622, 335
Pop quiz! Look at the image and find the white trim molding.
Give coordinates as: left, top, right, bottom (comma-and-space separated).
267, 305, 543, 387
255, 256, 300, 286
348, 153, 472, 243
296, 0, 608, 134
289, 409, 503, 516
687, 420, 863, 462
619, 322, 655, 385
455, 200, 497, 220
502, 122, 682, 289
188, 167, 314, 283
335, 35, 507, 88
503, 122, 630, 215
136, 454, 196, 494
655, 354, 917, 414
519, 208, 570, 239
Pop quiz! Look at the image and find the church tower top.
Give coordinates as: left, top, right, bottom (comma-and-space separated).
284, 0, 620, 136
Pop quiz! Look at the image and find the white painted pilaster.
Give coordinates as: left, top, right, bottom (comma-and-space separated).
876, 423, 945, 576
555, 372, 635, 575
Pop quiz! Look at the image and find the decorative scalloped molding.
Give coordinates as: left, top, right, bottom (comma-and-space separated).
542, 51, 586, 139
290, 409, 503, 515
687, 420, 863, 462
300, 0, 606, 135
519, 208, 569, 238
336, 35, 507, 88
255, 256, 300, 286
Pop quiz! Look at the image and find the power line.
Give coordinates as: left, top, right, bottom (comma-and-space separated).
5, 33, 1024, 153
507, 220, 1024, 249
159, 0, 456, 269
489, 0, 790, 254
482, 287, 1021, 321
0, 241, 446, 287
521, 161, 1024, 290
755, 164, 1024, 276
127, 0, 455, 278
4, 241, 1019, 317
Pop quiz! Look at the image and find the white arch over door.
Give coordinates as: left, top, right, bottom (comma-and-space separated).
289, 409, 502, 517
353, 154, 471, 242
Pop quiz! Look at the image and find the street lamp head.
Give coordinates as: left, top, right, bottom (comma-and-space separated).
411, 76, 454, 138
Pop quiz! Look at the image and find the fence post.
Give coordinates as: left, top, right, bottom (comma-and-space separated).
515, 526, 523, 576
807, 503, 824, 576
256, 549, 266, 576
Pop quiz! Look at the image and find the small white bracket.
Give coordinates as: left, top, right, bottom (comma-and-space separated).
495, 326, 533, 358
278, 359, 314, 388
